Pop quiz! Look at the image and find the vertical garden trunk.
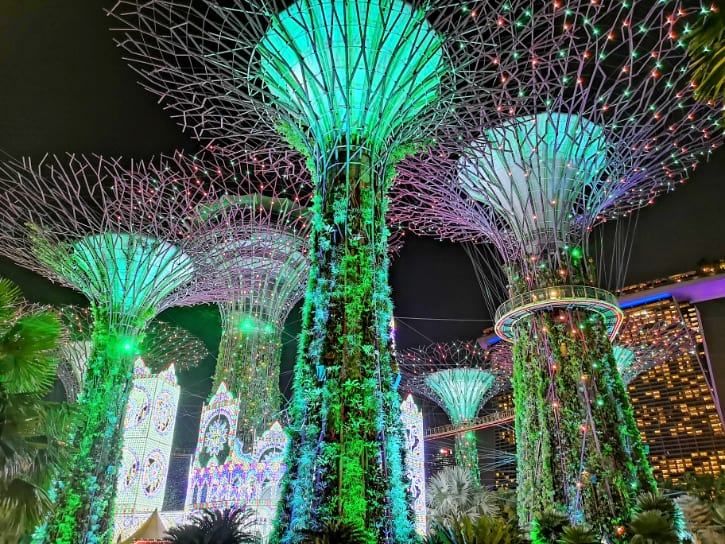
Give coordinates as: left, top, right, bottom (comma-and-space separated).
274, 148, 414, 544
33, 309, 146, 544
512, 309, 656, 541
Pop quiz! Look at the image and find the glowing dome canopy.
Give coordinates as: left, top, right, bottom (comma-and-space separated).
67, 233, 193, 318
425, 368, 496, 424
258, 0, 445, 147
458, 113, 609, 250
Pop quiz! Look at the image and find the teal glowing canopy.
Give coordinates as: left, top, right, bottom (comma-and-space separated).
258, 0, 445, 148
458, 113, 609, 249
66, 233, 193, 318
425, 368, 496, 424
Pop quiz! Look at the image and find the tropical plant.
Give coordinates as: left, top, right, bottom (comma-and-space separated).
686, 5, 725, 103
300, 520, 371, 544
425, 515, 524, 544
676, 494, 725, 544
0, 278, 71, 542
165, 508, 260, 544
629, 509, 679, 544
529, 510, 570, 544
494, 488, 519, 526
427, 466, 500, 525
556, 525, 599, 544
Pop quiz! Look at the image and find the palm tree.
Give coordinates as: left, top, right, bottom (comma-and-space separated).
427, 466, 500, 525
0, 278, 70, 542
300, 520, 371, 544
556, 525, 599, 544
165, 508, 260, 544
529, 510, 570, 544
426, 516, 524, 544
687, 5, 725, 103
628, 510, 679, 544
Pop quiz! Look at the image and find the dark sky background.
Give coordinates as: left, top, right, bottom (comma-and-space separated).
1, 2, 724, 453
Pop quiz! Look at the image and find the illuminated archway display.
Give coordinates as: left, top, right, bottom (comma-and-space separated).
111, 0, 499, 540
393, 2, 722, 539
114, 358, 180, 532
0, 154, 231, 543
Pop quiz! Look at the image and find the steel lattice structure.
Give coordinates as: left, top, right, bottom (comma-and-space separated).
0, 153, 240, 544
56, 305, 209, 402
167, 151, 314, 449
398, 340, 510, 482
392, 1, 723, 538
107, 1, 532, 540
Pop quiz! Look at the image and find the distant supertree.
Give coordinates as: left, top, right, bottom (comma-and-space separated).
56, 306, 209, 401
398, 340, 510, 482
109, 1, 516, 540
171, 152, 312, 449
0, 154, 229, 544
393, 1, 722, 539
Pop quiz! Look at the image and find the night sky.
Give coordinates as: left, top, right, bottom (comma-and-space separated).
1, 2, 724, 452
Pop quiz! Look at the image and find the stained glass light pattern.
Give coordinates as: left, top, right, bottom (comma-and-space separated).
0, 154, 228, 543
400, 395, 426, 535
186, 384, 288, 541
110, 1, 508, 539
258, 0, 444, 150
114, 359, 180, 535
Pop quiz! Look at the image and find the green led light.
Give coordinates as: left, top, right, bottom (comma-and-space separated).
259, 0, 445, 146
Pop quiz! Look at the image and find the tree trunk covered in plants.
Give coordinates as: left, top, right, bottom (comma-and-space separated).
454, 432, 480, 483
273, 148, 414, 544
214, 313, 283, 449
33, 308, 146, 544
512, 309, 656, 542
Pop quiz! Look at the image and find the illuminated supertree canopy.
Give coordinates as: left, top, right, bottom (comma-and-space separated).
109, 1, 511, 541
56, 305, 209, 402
0, 154, 232, 544
174, 152, 313, 449
393, 1, 722, 539
398, 340, 510, 482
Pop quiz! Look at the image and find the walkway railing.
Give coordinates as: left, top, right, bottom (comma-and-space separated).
424, 408, 516, 440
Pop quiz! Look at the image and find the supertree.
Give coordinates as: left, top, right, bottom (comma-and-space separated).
397, 340, 510, 482
56, 306, 209, 402
393, 1, 722, 539
0, 154, 231, 544
170, 151, 313, 449
109, 1, 512, 540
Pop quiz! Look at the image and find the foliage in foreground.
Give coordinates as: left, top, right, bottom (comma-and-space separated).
300, 520, 371, 544
0, 278, 70, 542
427, 466, 500, 525
425, 515, 524, 544
165, 508, 260, 544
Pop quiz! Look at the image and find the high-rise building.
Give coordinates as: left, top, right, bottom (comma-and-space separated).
621, 296, 725, 481
489, 271, 725, 488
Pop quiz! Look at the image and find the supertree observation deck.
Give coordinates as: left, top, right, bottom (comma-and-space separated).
0, 154, 232, 544
56, 306, 209, 402
398, 340, 510, 482
392, 1, 722, 539
108, 1, 517, 540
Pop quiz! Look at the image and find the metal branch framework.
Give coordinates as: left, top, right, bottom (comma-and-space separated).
56, 306, 209, 402
390, 1, 723, 538
107, 1, 535, 540
165, 151, 314, 449
398, 340, 510, 481
0, 153, 241, 544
